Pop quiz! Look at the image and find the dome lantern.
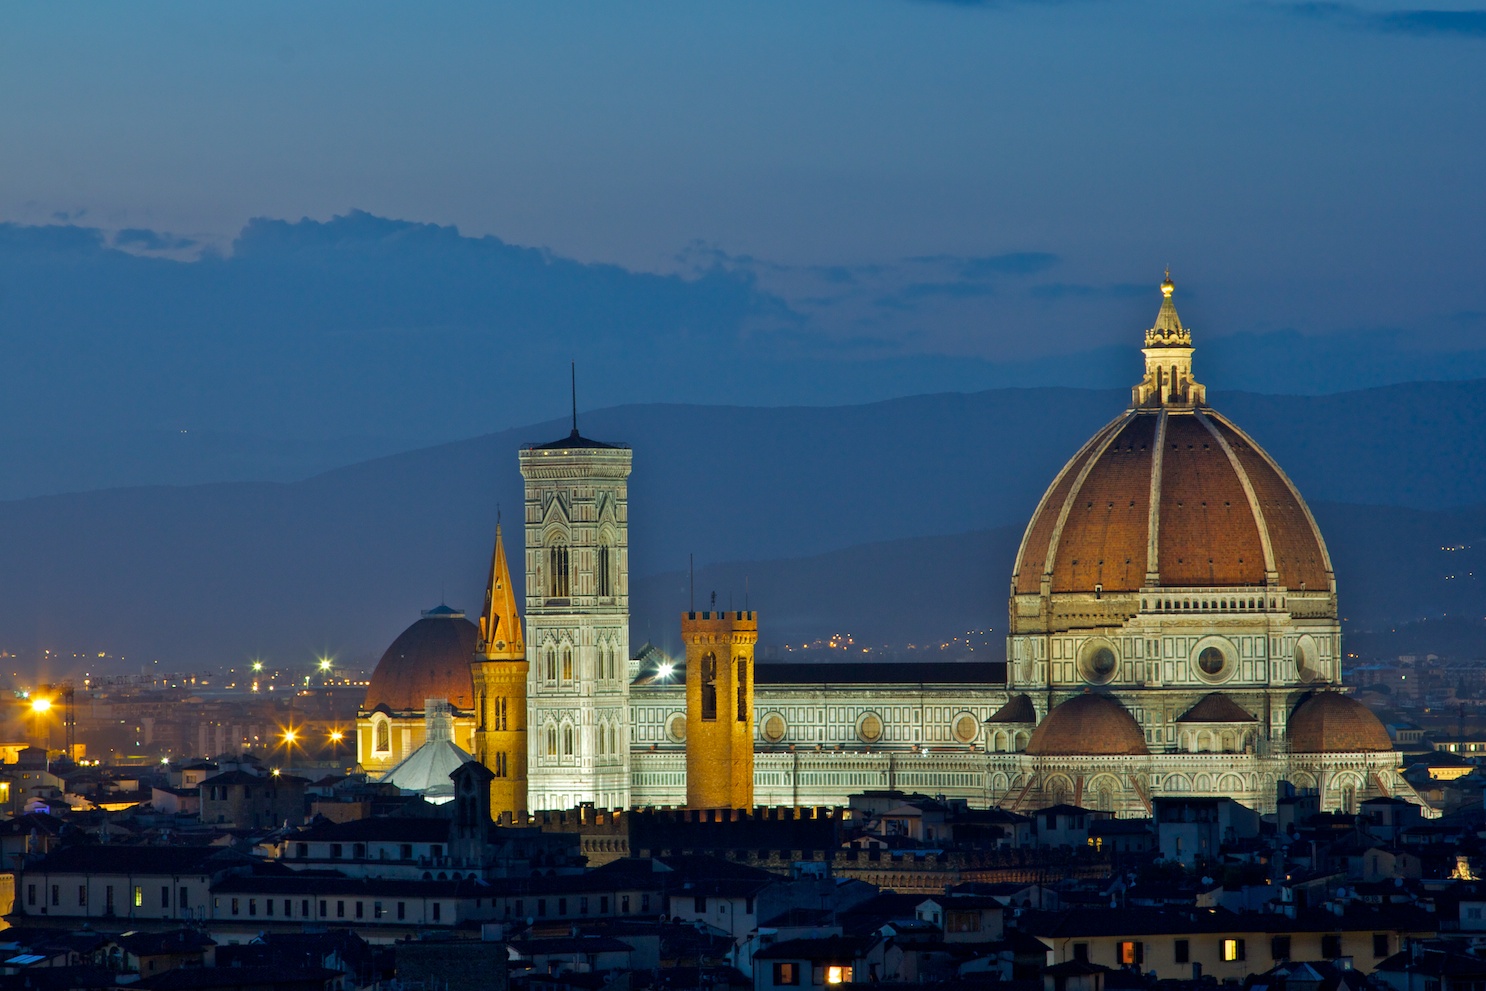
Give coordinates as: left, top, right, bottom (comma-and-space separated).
1134, 272, 1206, 408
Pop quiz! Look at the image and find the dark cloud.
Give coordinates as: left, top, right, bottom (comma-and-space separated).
1282, 3, 1486, 36
899, 280, 1000, 301
1029, 282, 1149, 300
114, 228, 199, 252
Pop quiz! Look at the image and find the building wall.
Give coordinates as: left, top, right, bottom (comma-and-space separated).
201, 777, 307, 829
357, 710, 476, 778
20, 869, 213, 922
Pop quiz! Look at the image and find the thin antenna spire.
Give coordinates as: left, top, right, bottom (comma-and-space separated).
570, 361, 578, 436
745, 576, 750, 611
689, 554, 694, 612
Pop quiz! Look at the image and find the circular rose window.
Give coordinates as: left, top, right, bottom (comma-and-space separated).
1197, 646, 1226, 676
666, 713, 687, 743
1078, 642, 1119, 685
952, 713, 980, 744
857, 712, 883, 743
760, 712, 787, 743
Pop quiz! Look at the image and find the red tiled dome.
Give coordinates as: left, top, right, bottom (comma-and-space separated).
1026, 693, 1150, 757
1288, 692, 1392, 753
363, 607, 477, 712
1012, 407, 1332, 596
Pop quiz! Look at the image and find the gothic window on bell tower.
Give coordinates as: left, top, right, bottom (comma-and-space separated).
544, 647, 558, 683
701, 653, 718, 721
547, 540, 570, 599
598, 542, 613, 597
561, 646, 573, 683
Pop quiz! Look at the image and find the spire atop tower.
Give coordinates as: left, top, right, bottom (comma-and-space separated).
478, 521, 525, 659
1132, 271, 1206, 408
570, 361, 578, 438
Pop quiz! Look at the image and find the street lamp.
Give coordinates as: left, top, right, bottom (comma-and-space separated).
29, 696, 54, 749
279, 728, 299, 773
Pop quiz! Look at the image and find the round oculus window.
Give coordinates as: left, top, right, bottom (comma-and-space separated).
1294, 635, 1321, 682
952, 713, 980, 744
1197, 646, 1227, 677
1078, 643, 1119, 685
666, 713, 687, 743
857, 713, 883, 743
760, 713, 787, 743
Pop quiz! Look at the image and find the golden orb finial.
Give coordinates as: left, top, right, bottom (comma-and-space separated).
1161, 269, 1174, 298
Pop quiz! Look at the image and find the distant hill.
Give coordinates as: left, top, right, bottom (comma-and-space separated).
0, 383, 1483, 670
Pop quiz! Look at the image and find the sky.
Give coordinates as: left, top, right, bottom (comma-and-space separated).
0, 2, 1483, 491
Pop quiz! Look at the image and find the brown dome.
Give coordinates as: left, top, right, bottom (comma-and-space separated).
1013, 406, 1331, 596
1288, 692, 1392, 753
1026, 693, 1150, 757
1013, 278, 1332, 599
364, 606, 478, 711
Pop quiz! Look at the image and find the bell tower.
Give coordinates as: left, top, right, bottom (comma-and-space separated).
519, 415, 633, 812
471, 521, 529, 819
684, 609, 757, 810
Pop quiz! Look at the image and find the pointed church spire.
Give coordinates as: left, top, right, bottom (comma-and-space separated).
479, 521, 525, 659
1132, 271, 1206, 408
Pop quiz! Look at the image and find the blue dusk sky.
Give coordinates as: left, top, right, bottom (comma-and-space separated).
0, 1, 1482, 480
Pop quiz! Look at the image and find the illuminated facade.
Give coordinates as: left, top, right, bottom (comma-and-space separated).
518, 426, 634, 813
357, 275, 1419, 817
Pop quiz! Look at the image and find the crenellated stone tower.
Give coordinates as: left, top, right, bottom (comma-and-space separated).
684, 609, 757, 810
519, 422, 632, 812
471, 521, 529, 819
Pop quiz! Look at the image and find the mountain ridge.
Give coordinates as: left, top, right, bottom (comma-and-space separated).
0, 382, 1482, 670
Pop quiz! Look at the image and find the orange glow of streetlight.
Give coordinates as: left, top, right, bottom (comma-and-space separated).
29, 697, 52, 714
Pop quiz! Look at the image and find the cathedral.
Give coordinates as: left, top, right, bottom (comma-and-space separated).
357, 275, 1419, 818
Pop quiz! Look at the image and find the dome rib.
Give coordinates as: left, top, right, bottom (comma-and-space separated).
1049, 413, 1156, 593
1197, 411, 1278, 579
1207, 413, 1333, 593
1014, 413, 1129, 596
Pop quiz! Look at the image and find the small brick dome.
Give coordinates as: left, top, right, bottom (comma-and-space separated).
363, 606, 477, 711
1288, 692, 1393, 753
1026, 693, 1150, 757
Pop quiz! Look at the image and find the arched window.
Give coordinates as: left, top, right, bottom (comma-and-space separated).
562, 725, 575, 757
561, 646, 573, 682
598, 542, 613, 597
701, 653, 718, 721
493, 697, 507, 732
545, 646, 558, 682
374, 718, 391, 754
736, 659, 748, 722
545, 725, 558, 757
547, 540, 570, 599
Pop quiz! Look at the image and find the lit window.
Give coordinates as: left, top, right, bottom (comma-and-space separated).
1223, 938, 1245, 962
826, 966, 852, 985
